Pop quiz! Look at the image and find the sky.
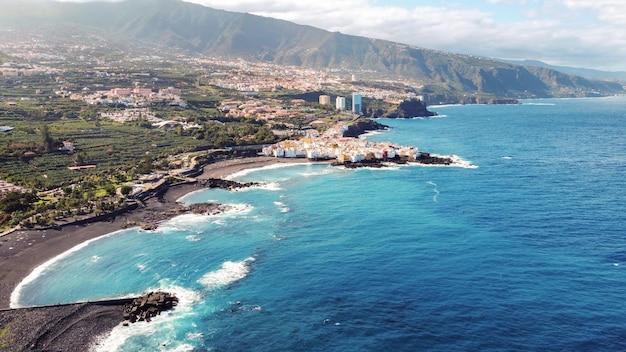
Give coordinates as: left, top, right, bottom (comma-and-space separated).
52, 0, 626, 71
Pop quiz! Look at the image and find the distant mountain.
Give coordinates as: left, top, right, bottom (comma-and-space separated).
499, 59, 626, 83
1, 0, 623, 99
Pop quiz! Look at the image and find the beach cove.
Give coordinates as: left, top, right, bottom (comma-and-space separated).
0, 156, 329, 351
0, 156, 323, 309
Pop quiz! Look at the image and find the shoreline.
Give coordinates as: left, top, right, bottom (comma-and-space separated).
0, 156, 328, 351
0, 154, 458, 349
0, 156, 323, 310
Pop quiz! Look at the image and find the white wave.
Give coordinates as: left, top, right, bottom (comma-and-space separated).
300, 167, 337, 177
166, 344, 195, 352
410, 154, 478, 169
158, 203, 253, 231
186, 235, 202, 242
429, 103, 462, 108
10, 229, 129, 309
274, 201, 290, 213
502, 156, 513, 160
222, 203, 254, 215
427, 181, 440, 203
90, 255, 101, 264
358, 130, 384, 139
225, 162, 314, 180
136, 263, 148, 273
198, 257, 255, 290
185, 332, 204, 340
232, 182, 282, 192
91, 282, 202, 352
523, 102, 556, 106
447, 155, 478, 169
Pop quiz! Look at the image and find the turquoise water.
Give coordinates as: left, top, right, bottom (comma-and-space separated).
12, 97, 626, 351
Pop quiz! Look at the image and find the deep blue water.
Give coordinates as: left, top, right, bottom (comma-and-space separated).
12, 96, 626, 351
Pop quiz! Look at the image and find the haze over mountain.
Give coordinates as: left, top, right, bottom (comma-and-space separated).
497, 59, 626, 83
1, 0, 623, 99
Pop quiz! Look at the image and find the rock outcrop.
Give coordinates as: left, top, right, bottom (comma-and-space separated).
342, 119, 389, 138
122, 291, 178, 324
384, 98, 437, 119
201, 178, 260, 190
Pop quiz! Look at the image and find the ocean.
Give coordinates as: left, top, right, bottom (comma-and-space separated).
11, 96, 626, 351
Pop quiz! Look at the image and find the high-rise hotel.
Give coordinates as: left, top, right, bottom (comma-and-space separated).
352, 93, 362, 114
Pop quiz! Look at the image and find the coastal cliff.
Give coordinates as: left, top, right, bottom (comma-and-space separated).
342, 119, 389, 137
384, 98, 437, 118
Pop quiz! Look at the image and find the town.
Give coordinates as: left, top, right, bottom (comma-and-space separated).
0, 32, 446, 232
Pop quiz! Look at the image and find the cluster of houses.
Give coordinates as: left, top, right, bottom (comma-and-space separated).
262, 136, 421, 162
72, 86, 186, 107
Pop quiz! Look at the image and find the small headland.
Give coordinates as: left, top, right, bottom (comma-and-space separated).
331, 152, 453, 169
132, 178, 260, 231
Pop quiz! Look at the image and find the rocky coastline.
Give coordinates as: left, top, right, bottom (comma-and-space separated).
383, 98, 438, 118
0, 151, 461, 351
121, 179, 259, 231
331, 152, 453, 169
342, 118, 389, 138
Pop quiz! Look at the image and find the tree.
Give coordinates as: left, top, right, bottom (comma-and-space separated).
120, 185, 133, 196
41, 125, 55, 152
0, 191, 38, 213
136, 156, 154, 174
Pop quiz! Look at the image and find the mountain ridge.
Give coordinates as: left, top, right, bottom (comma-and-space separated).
1, 0, 623, 99
498, 59, 626, 83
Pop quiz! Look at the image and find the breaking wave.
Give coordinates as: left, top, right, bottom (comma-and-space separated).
198, 257, 256, 290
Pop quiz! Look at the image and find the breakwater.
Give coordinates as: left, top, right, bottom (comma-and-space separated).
0, 293, 179, 351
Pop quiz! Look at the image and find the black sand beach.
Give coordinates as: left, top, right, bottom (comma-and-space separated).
0, 156, 322, 351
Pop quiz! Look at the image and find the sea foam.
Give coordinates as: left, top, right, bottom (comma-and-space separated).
225, 162, 312, 180
274, 201, 290, 213
91, 282, 202, 352
197, 257, 256, 290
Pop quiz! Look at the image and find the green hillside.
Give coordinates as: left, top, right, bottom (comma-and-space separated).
1, 0, 623, 98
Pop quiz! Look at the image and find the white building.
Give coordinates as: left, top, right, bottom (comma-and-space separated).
336, 96, 346, 110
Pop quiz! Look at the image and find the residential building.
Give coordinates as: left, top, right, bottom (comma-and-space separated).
319, 95, 330, 105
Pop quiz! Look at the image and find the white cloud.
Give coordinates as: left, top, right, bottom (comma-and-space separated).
177, 0, 626, 71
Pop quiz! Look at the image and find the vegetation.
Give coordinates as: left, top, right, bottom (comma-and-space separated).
0, 68, 284, 229
2, 0, 622, 99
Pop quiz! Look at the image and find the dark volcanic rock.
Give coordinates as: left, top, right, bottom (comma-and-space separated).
122, 291, 178, 324
384, 98, 437, 118
203, 178, 260, 190
415, 152, 453, 165
342, 118, 389, 137
331, 153, 453, 169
